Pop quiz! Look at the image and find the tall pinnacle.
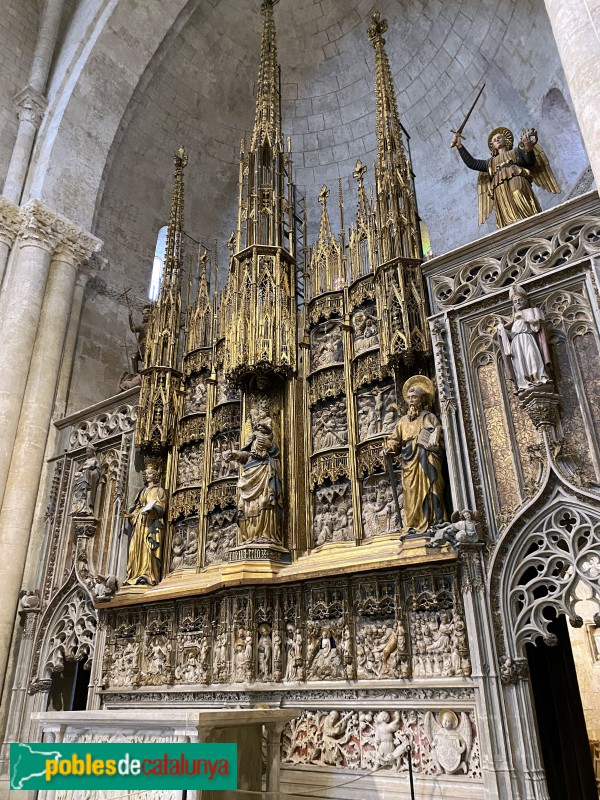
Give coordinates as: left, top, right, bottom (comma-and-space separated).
250, 0, 281, 150
368, 12, 409, 180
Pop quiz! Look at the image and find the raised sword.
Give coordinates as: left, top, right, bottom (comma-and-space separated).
450, 83, 485, 147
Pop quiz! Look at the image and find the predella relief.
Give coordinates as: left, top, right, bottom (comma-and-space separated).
313, 479, 353, 546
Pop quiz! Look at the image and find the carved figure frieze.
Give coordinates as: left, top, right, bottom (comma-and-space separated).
176, 444, 203, 487
356, 620, 407, 679
353, 303, 379, 354
183, 375, 207, 416
108, 640, 140, 688
212, 431, 240, 480
170, 518, 199, 570
357, 383, 396, 440
306, 622, 346, 680
409, 610, 470, 678
312, 398, 348, 452
313, 480, 353, 546
311, 322, 343, 371
143, 634, 171, 686
205, 508, 237, 565
361, 476, 401, 538
282, 708, 480, 777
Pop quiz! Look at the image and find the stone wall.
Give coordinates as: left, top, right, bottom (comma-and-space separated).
0, 0, 37, 186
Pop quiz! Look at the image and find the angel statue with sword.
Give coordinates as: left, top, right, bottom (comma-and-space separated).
450, 86, 559, 227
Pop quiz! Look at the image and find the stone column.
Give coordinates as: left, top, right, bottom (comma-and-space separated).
543, 0, 600, 187
0, 216, 100, 698
0, 201, 57, 511
54, 272, 90, 417
0, 197, 21, 289
2, 89, 47, 205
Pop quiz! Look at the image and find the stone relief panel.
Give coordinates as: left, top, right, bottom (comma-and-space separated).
409, 610, 470, 678
216, 377, 241, 405
352, 302, 379, 354
311, 397, 348, 453
183, 374, 207, 416
310, 321, 344, 371
176, 444, 203, 487
361, 475, 402, 538
305, 621, 347, 680
100, 569, 468, 690
205, 507, 237, 565
170, 517, 199, 571
282, 708, 481, 777
353, 578, 409, 679
313, 479, 353, 546
356, 382, 397, 440
212, 431, 240, 480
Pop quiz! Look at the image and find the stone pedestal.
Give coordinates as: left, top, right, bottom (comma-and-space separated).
31, 708, 296, 800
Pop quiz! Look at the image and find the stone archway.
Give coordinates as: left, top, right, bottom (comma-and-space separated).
490, 494, 600, 799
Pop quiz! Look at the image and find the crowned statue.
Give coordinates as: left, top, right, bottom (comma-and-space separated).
497, 283, 554, 394
384, 376, 447, 533
451, 126, 559, 228
226, 415, 284, 545
123, 459, 167, 585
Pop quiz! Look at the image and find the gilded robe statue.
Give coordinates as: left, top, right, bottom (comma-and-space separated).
452, 127, 559, 228
226, 419, 283, 544
385, 378, 447, 533
123, 465, 166, 585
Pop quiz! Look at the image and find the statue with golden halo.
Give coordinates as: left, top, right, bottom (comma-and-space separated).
123, 458, 167, 585
384, 376, 447, 533
451, 126, 559, 228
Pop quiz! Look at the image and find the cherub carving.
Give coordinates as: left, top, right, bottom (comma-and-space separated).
424, 710, 472, 774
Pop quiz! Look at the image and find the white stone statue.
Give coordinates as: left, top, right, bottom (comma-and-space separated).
70, 445, 101, 516
497, 284, 553, 393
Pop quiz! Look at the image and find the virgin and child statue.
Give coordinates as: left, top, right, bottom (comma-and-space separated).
226, 417, 284, 545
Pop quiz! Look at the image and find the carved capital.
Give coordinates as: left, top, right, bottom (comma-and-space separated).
0, 196, 21, 247
13, 86, 47, 128
18, 200, 102, 263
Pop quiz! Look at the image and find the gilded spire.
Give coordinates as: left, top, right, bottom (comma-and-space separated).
309, 185, 342, 297
368, 12, 408, 178
136, 148, 187, 453
250, 0, 281, 150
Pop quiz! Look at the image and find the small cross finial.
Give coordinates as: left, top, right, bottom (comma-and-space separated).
353, 160, 367, 181
175, 147, 188, 169
318, 184, 330, 206
260, 0, 279, 16
368, 11, 388, 44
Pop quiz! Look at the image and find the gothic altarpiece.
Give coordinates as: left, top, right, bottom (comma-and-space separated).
5, 4, 600, 800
